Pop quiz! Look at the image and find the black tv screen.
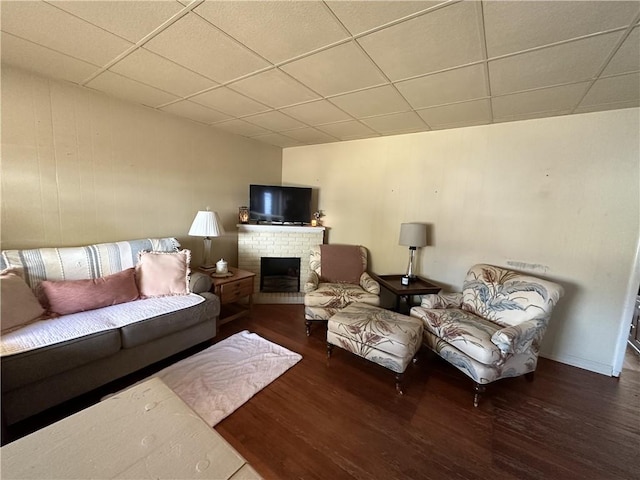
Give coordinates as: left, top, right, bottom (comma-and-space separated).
249, 185, 312, 224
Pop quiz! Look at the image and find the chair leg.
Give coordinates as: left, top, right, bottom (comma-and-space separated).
327, 343, 333, 359
525, 372, 535, 382
395, 373, 404, 395
305, 320, 311, 336
473, 383, 486, 407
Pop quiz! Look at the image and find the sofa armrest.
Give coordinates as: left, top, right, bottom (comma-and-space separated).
189, 272, 212, 294
360, 272, 380, 295
304, 271, 320, 293
420, 292, 463, 309
491, 319, 545, 355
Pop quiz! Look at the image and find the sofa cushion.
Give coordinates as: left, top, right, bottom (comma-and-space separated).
41, 268, 139, 315
136, 250, 191, 298
304, 282, 380, 309
1, 268, 46, 332
1, 329, 121, 392
120, 293, 219, 348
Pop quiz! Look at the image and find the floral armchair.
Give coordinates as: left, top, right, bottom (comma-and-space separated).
304, 244, 380, 336
410, 264, 564, 406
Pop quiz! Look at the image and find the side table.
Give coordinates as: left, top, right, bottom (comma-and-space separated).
373, 274, 441, 313
199, 267, 256, 325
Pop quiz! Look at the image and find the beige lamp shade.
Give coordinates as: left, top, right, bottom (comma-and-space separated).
188, 211, 225, 238
188, 210, 225, 268
399, 223, 427, 247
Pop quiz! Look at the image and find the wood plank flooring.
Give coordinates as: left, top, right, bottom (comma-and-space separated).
4, 304, 639, 479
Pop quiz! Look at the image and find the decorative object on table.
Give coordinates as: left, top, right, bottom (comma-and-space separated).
311, 210, 324, 227
398, 223, 427, 283
188, 208, 225, 269
122, 330, 302, 427
216, 258, 228, 274
238, 206, 249, 224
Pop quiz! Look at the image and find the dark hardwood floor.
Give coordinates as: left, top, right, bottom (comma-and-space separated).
4, 304, 640, 479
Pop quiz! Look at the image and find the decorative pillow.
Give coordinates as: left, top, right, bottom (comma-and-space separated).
1, 268, 46, 332
41, 268, 139, 316
320, 245, 365, 284
136, 250, 191, 298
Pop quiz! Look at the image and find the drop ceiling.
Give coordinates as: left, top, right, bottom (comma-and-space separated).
1, 0, 639, 148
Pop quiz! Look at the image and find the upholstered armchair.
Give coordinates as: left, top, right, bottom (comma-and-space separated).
304, 244, 380, 336
410, 264, 564, 406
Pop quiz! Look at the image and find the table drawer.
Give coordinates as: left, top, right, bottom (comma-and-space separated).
219, 277, 254, 303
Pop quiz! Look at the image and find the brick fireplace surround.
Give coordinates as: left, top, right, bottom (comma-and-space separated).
237, 224, 326, 304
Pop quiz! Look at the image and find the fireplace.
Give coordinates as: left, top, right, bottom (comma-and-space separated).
260, 257, 301, 293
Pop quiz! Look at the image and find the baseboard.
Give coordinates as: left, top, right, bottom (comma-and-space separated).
541, 352, 614, 376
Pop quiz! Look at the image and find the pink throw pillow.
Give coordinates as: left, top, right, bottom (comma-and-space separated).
135, 250, 191, 298
41, 268, 139, 316
1, 268, 46, 332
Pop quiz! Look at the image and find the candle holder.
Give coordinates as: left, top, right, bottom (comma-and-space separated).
238, 206, 249, 224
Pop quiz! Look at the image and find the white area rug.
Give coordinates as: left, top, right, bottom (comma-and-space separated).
143, 330, 302, 427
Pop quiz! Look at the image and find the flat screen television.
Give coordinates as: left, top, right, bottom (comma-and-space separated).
249, 185, 312, 224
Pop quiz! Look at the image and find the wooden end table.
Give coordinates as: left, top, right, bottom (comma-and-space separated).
373, 274, 441, 313
199, 267, 256, 325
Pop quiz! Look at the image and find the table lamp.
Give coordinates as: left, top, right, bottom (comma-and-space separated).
399, 223, 427, 283
188, 209, 225, 269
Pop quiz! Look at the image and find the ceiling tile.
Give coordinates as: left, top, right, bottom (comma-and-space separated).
281, 128, 337, 144
1, 33, 99, 84
329, 85, 411, 118
86, 71, 179, 108
492, 83, 591, 119
249, 133, 304, 148
281, 42, 387, 96
316, 121, 377, 140
144, 13, 269, 83
602, 27, 640, 76
484, 1, 640, 58
160, 100, 231, 124
489, 32, 622, 95
280, 100, 352, 125
417, 99, 491, 129
228, 69, 320, 108
1, 1, 133, 65
360, 111, 427, 134
579, 72, 640, 107
395, 64, 488, 109
190, 87, 270, 117
48, 0, 185, 43
358, 2, 484, 81
212, 119, 271, 137
574, 100, 639, 114
193, 0, 348, 63
110, 48, 217, 97
326, 1, 442, 35
243, 111, 306, 131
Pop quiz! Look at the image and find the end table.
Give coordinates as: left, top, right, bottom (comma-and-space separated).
198, 267, 256, 325
373, 274, 441, 313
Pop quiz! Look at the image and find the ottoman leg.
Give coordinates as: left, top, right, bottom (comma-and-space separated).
395, 373, 404, 395
305, 320, 312, 336
327, 343, 334, 359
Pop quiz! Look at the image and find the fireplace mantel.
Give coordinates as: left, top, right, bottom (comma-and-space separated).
237, 224, 326, 233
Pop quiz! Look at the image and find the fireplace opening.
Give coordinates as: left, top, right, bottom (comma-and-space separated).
261, 257, 300, 293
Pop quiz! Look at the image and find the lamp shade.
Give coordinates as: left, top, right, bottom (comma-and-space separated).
399, 223, 427, 247
188, 211, 225, 238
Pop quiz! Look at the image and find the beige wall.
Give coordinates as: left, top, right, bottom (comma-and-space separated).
1, 66, 282, 266
282, 108, 640, 375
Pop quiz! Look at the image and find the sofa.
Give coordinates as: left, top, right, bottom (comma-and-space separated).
0, 238, 220, 427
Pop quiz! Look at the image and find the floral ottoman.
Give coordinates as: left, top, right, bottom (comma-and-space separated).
326, 302, 423, 394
